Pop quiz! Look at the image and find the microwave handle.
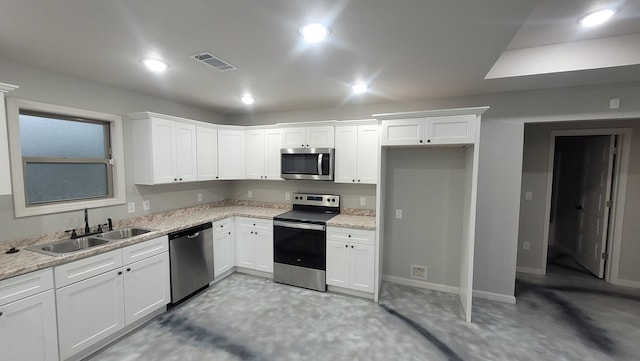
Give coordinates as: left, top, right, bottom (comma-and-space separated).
318, 153, 323, 175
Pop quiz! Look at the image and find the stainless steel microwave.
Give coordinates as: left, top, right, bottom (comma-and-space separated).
281, 148, 334, 181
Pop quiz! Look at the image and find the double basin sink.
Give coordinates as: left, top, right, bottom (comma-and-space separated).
27, 227, 156, 257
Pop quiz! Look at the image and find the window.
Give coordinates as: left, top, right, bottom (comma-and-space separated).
7, 99, 126, 217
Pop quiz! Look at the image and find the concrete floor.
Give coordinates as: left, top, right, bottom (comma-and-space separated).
89, 256, 640, 361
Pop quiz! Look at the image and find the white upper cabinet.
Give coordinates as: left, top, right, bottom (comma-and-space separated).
335, 124, 378, 184
0, 83, 18, 196
196, 125, 219, 181
281, 126, 334, 148
246, 128, 283, 180
380, 113, 478, 146
130, 113, 198, 185
218, 128, 246, 179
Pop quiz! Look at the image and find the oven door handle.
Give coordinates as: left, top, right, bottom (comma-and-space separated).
274, 220, 326, 231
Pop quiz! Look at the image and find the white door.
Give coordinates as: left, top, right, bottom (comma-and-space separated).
326, 240, 350, 287
350, 244, 375, 292
380, 118, 425, 146
0, 290, 59, 361
235, 227, 255, 269
425, 114, 476, 145
334, 126, 358, 183
56, 270, 125, 360
306, 126, 335, 148
264, 129, 283, 180
218, 129, 246, 179
245, 129, 266, 179
123, 253, 170, 325
281, 128, 306, 148
356, 125, 379, 184
576, 135, 615, 278
151, 118, 176, 184
196, 126, 219, 181
175, 122, 198, 182
214, 229, 235, 277
254, 231, 274, 273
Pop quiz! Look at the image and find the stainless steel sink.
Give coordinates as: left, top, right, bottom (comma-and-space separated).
96, 227, 155, 240
27, 237, 110, 256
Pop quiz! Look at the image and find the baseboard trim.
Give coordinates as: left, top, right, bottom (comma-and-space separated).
472, 290, 516, 304
235, 267, 273, 279
611, 278, 640, 289
516, 266, 545, 275
327, 285, 374, 300
382, 275, 459, 295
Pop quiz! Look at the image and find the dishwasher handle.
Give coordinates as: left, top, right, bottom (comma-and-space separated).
187, 232, 200, 239
168, 222, 212, 240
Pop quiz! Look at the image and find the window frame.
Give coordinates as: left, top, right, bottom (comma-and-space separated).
6, 98, 126, 217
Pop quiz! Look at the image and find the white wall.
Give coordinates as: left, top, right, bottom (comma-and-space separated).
0, 57, 233, 242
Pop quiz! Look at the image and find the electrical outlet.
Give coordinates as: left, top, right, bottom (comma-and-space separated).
525, 191, 533, 201
411, 265, 427, 280
523, 242, 530, 250
360, 196, 366, 206
197, 192, 203, 202
285, 192, 291, 201
127, 202, 136, 213
142, 200, 150, 211
395, 209, 402, 219
609, 98, 620, 109
248, 190, 253, 198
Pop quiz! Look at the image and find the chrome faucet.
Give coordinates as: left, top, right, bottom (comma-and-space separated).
84, 208, 90, 235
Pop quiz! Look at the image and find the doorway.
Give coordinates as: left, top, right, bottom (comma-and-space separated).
540, 128, 632, 284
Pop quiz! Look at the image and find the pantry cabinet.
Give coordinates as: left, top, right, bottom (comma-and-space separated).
218, 128, 246, 179
281, 126, 334, 148
0, 269, 58, 361
55, 237, 169, 360
196, 125, 219, 181
130, 113, 198, 185
235, 217, 273, 273
245, 128, 282, 180
380, 114, 477, 146
334, 124, 378, 184
213, 217, 235, 278
326, 227, 375, 293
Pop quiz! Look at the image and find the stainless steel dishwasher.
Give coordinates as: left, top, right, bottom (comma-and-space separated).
168, 222, 214, 303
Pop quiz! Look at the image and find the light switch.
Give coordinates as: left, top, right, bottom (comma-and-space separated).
248, 190, 253, 198
127, 202, 136, 213
360, 196, 366, 206
142, 200, 150, 211
285, 192, 291, 201
395, 209, 402, 219
197, 192, 203, 202
525, 191, 533, 201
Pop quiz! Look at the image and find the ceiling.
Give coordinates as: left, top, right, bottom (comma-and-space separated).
1, 0, 639, 115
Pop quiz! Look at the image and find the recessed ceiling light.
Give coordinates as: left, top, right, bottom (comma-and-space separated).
352, 83, 368, 94
142, 58, 168, 72
240, 95, 255, 105
579, 9, 616, 27
299, 23, 329, 43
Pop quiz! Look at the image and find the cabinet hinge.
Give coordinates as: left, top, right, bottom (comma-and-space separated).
602, 252, 609, 260
108, 159, 115, 166
605, 200, 613, 208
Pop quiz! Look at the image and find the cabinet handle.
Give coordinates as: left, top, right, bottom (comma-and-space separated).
255, 232, 258, 235
215, 176, 219, 179
179, 178, 183, 181
357, 179, 360, 182
427, 139, 431, 143
345, 244, 348, 248
419, 140, 423, 143
0, 311, 3, 316
127, 268, 131, 272
174, 178, 178, 181
351, 245, 354, 248
228, 232, 231, 235
118, 271, 123, 275
306, 144, 309, 147
250, 231, 254, 234
352, 179, 355, 182
301, 144, 304, 147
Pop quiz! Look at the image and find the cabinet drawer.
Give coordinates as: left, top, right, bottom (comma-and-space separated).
122, 236, 168, 265
327, 227, 375, 246
54, 249, 123, 288
213, 217, 233, 235
0, 268, 53, 307
236, 217, 272, 232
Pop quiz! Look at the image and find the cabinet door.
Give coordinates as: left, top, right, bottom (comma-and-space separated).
334, 126, 358, 184
254, 230, 273, 273
264, 129, 283, 180
245, 129, 266, 179
425, 114, 477, 144
150, 117, 176, 184
326, 240, 350, 288
123, 252, 170, 325
306, 126, 335, 148
235, 227, 255, 269
214, 228, 235, 277
175, 122, 198, 182
350, 244, 375, 292
56, 269, 125, 360
281, 128, 306, 148
218, 129, 246, 179
196, 126, 219, 181
380, 118, 425, 146
0, 290, 58, 361
356, 125, 379, 184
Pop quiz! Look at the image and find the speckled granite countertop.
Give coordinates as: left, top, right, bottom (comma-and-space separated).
0, 202, 375, 282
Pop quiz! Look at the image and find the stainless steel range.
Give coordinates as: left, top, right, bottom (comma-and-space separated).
273, 193, 340, 291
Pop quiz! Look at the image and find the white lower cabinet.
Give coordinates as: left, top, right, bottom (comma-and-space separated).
0, 269, 58, 361
213, 218, 235, 278
326, 227, 375, 293
55, 236, 169, 360
235, 217, 273, 273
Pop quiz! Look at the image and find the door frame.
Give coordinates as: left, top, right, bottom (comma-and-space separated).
540, 128, 632, 284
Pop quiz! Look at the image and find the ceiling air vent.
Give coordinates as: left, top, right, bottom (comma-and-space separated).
191, 52, 237, 72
